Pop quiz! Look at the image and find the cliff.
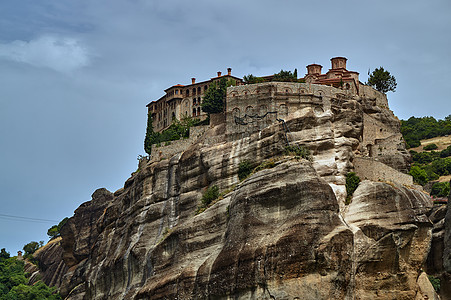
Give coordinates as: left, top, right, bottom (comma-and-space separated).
39, 83, 446, 299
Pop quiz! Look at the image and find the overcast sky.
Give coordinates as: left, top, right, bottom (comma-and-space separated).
1, 0, 450, 254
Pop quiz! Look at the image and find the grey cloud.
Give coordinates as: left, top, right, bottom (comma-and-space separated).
0, 35, 91, 72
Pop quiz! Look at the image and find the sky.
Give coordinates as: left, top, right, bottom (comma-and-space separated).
1, 0, 450, 254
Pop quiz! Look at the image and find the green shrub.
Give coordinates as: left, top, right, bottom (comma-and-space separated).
201, 185, 219, 207
409, 165, 429, 185
423, 143, 438, 151
285, 145, 311, 160
238, 160, 253, 181
254, 159, 276, 173
345, 172, 360, 204
428, 275, 440, 292
440, 145, 451, 158
430, 181, 450, 198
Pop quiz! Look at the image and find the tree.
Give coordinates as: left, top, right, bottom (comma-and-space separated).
201, 78, 227, 114
409, 165, 429, 185
367, 67, 397, 93
47, 217, 68, 240
22, 241, 41, 257
144, 112, 159, 155
273, 69, 297, 82
243, 74, 264, 84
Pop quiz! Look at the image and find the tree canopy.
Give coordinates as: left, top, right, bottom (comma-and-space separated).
47, 217, 68, 240
0, 248, 61, 299
401, 115, 451, 148
201, 78, 227, 114
367, 67, 397, 93
272, 69, 297, 82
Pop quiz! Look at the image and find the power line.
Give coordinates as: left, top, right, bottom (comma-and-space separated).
0, 213, 59, 223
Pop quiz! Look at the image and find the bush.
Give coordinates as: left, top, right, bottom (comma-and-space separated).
428, 275, 440, 292
409, 165, 429, 185
238, 160, 253, 181
285, 145, 311, 160
201, 186, 219, 207
345, 172, 360, 204
430, 181, 450, 198
423, 143, 438, 151
440, 145, 451, 158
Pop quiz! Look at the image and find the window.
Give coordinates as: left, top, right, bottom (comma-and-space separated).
193, 108, 197, 116
186, 90, 189, 96
197, 87, 201, 94
193, 88, 196, 95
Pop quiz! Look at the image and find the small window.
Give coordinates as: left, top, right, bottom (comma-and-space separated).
193, 88, 196, 95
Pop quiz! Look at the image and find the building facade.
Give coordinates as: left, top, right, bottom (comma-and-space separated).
146, 68, 243, 133
147, 57, 360, 133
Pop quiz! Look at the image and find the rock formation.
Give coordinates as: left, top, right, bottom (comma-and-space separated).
38, 82, 444, 299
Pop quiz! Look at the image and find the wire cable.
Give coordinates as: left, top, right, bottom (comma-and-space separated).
0, 213, 59, 223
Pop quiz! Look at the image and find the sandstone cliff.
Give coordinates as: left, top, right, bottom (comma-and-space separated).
42, 83, 442, 299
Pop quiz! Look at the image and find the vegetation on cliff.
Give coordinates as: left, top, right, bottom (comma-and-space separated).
47, 217, 68, 240
0, 248, 61, 299
367, 67, 397, 94
144, 116, 206, 155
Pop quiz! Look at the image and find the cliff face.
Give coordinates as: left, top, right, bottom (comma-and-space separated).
50, 83, 438, 299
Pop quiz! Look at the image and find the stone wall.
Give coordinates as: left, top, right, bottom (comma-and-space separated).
359, 84, 389, 108
354, 157, 413, 185
225, 82, 355, 140
150, 125, 208, 161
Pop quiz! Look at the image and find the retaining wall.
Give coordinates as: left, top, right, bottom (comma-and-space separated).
354, 157, 413, 185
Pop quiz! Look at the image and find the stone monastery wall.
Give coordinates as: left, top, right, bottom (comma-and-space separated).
150, 125, 208, 162
225, 82, 355, 140
354, 157, 413, 186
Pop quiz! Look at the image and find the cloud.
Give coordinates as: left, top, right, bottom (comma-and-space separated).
0, 35, 91, 73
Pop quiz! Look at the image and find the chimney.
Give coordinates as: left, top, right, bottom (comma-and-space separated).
227, 68, 232, 76
217, 71, 222, 77
191, 78, 196, 84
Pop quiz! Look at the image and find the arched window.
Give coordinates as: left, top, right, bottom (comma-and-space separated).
245, 106, 254, 116
204, 85, 208, 91
186, 90, 189, 96
193, 98, 197, 106
197, 87, 201, 94
193, 108, 197, 116
279, 104, 288, 117
197, 107, 201, 115
232, 107, 240, 118
193, 88, 196, 95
